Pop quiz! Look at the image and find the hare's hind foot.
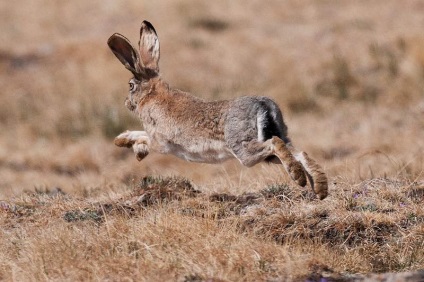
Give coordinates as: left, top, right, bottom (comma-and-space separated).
294, 152, 328, 200
115, 130, 150, 161
271, 137, 307, 187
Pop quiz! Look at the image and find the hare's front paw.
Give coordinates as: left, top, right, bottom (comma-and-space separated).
114, 131, 149, 147
114, 130, 151, 161
133, 139, 149, 161
114, 131, 135, 148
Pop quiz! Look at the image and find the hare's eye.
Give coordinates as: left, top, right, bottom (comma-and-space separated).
129, 82, 135, 91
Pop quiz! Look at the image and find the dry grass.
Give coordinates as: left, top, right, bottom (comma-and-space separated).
1, 176, 423, 281
1, 0, 424, 281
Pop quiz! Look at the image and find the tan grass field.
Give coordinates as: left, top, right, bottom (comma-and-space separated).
0, 0, 424, 281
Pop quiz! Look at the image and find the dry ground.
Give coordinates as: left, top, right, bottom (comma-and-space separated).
0, 0, 424, 281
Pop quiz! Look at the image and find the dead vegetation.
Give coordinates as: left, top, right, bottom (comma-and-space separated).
1, 176, 423, 280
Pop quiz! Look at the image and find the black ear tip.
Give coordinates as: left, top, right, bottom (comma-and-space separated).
107, 33, 128, 47
107, 34, 118, 46
141, 20, 157, 34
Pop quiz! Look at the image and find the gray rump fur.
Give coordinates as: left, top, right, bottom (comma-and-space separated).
224, 96, 290, 162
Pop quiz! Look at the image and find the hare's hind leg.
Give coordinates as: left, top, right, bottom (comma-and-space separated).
226, 97, 307, 187
289, 147, 328, 200
230, 137, 307, 187
266, 138, 328, 199
115, 131, 150, 161
270, 137, 307, 187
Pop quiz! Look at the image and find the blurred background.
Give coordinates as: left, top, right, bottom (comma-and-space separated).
1, 0, 423, 198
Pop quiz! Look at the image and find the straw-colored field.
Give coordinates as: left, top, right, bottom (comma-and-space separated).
0, 1, 423, 281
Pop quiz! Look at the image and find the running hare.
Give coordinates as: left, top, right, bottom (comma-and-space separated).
108, 21, 328, 199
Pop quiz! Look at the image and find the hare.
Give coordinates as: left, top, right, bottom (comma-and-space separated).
108, 20, 328, 199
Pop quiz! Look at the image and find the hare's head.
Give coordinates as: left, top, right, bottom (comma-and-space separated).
107, 20, 160, 111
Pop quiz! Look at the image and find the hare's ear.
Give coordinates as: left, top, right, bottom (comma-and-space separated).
138, 20, 160, 73
108, 33, 141, 75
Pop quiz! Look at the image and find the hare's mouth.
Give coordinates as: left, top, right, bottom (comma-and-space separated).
125, 97, 136, 111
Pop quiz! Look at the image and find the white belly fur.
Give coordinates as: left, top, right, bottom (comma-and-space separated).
159, 138, 234, 164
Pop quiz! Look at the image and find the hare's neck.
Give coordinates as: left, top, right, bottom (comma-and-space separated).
137, 77, 170, 111
140, 77, 169, 98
